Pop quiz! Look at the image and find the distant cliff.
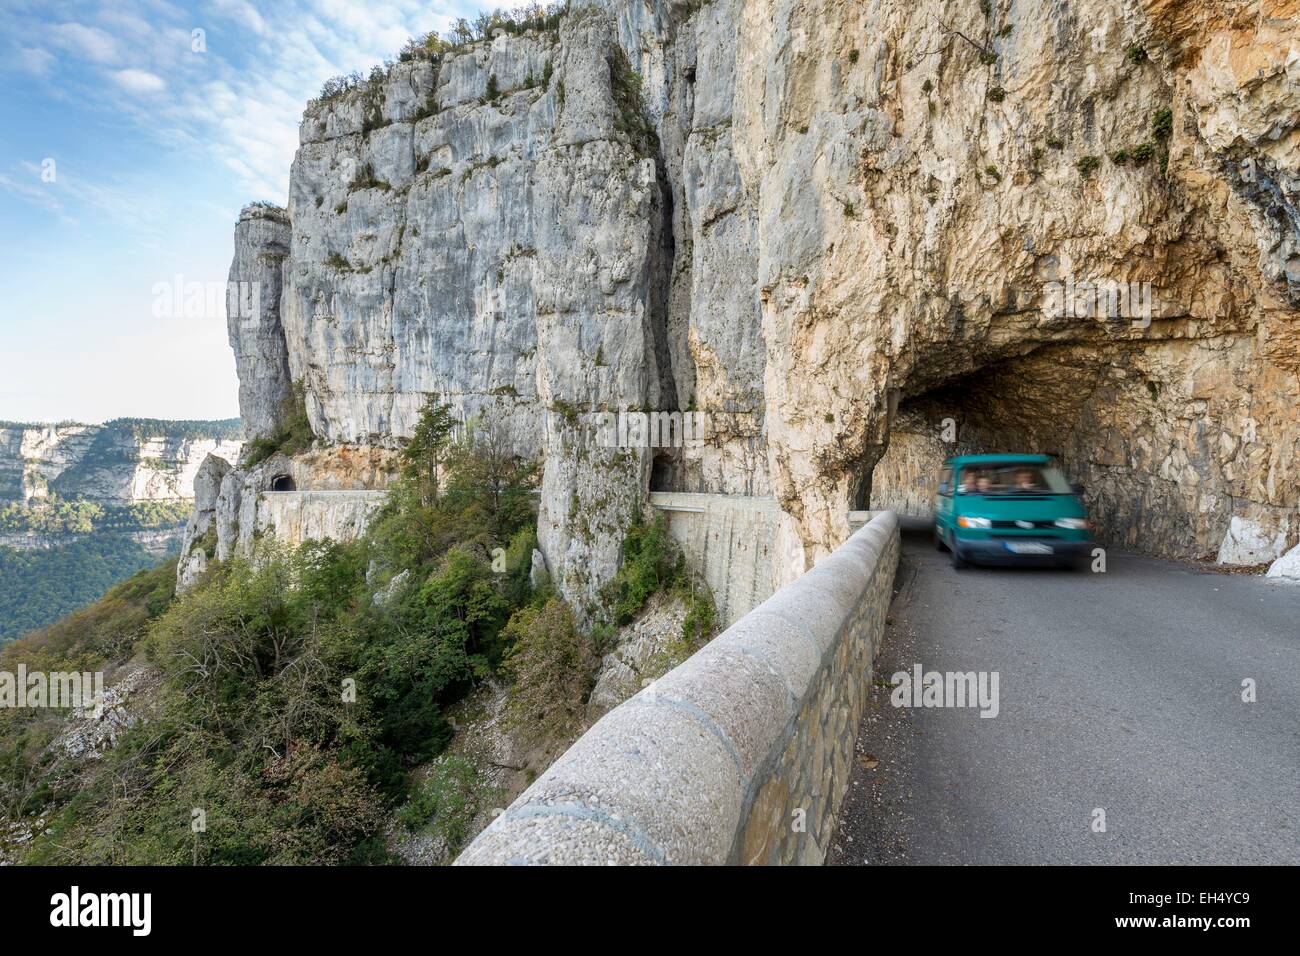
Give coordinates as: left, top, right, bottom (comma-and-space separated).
0, 419, 244, 643
0, 419, 243, 505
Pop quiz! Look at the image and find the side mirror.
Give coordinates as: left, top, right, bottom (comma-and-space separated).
1071, 483, 1086, 495
937, 482, 949, 496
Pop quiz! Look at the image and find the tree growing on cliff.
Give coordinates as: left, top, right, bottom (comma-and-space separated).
501, 598, 595, 744
402, 395, 458, 508
442, 414, 539, 543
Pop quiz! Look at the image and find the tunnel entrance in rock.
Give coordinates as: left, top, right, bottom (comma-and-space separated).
866, 345, 1211, 560
649, 450, 678, 492
271, 474, 296, 492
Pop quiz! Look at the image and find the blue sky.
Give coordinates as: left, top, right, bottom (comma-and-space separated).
0, 0, 495, 424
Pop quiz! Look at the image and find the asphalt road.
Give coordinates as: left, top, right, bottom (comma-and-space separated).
828, 519, 1300, 865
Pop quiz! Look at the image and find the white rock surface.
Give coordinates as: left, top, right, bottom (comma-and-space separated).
1266, 543, 1300, 583
1217, 516, 1288, 566
587, 592, 689, 721
56, 668, 155, 760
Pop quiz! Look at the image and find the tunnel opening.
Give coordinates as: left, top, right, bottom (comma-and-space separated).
649, 450, 679, 492
270, 473, 296, 492
864, 344, 1230, 561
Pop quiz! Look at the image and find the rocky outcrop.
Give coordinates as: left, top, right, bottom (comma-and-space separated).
587, 592, 689, 721
215, 10, 673, 614
0, 528, 183, 556
212, 0, 1299, 603
176, 453, 229, 591
1267, 542, 1300, 582
713, 0, 1300, 576
56, 667, 156, 761
228, 206, 293, 441
177, 445, 400, 590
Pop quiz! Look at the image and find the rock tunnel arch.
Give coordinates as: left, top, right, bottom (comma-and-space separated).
270, 473, 296, 492
860, 340, 1283, 564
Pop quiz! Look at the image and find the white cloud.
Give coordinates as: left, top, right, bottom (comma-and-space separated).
213, 0, 271, 37
110, 67, 167, 94
0, 170, 70, 222
49, 22, 121, 64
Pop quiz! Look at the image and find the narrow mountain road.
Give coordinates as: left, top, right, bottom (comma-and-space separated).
829, 519, 1300, 865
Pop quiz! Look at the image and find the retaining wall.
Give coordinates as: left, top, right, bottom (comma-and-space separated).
255, 490, 388, 548
648, 492, 781, 627
456, 510, 901, 865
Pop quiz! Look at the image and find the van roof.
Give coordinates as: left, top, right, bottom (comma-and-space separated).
943, 453, 1053, 466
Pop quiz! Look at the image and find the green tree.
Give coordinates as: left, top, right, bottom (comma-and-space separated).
443, 414, 540, 542
402, 395, 458, 508
501, 598, 595, 743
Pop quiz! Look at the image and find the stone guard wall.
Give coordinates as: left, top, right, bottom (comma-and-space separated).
456, 510, 901, 865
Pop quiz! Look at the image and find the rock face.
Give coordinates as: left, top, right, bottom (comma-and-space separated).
587, 592, 689, 721
214, 0, 1300, 603
0, 420, 242, 504
215, 11, 671, 613
712, 0, 1300, 576
177, 453, 230, 591
1267, 542, 1300, 582
228, 206, 293, 441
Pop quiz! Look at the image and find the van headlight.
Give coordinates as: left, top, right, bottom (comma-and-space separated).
957, 516, 992, 528
1054, 518, 1089, 529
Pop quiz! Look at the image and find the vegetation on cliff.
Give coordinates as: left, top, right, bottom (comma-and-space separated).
0, 498, 191, 536
314, 2, 570, 107
0, 399, 557, 863
1, 394, 723, 863
0, 418, 241, 440
242, 381, 315, 467
0, 498, 190, 644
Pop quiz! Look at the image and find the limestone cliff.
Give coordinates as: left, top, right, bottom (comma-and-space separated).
228, 206, 293, 441
713, 0, 1299, 577
0, 419, 242, 505
207, 0, 1300, 602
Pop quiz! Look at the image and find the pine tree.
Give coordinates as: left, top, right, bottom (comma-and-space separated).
402, 395, 457, 507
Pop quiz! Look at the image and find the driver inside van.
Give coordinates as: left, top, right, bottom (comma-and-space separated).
1014, 468, 1042, 492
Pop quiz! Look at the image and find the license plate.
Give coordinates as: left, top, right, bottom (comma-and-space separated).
1004, 541, 1053, 555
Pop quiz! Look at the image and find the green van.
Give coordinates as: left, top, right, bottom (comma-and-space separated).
932, 454, 1091, 569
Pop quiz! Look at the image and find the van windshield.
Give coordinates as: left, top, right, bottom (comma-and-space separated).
956, 463, 1073, 495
